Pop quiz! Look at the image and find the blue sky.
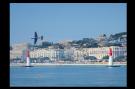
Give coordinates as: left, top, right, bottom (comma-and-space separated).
10, 3, 127, 45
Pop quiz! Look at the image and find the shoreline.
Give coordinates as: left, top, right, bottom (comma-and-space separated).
10, 62, 127, 66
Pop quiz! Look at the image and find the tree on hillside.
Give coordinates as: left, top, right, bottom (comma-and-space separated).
109, 32, 127, 41
113, 56, 126, 62
102, 55, 109, 59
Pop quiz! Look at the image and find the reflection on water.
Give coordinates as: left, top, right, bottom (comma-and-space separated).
10, 65, 127, 87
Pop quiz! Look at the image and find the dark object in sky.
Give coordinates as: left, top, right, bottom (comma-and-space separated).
31, 32, 38, 45
31, 32, 43, 45
41, 36, 43, 40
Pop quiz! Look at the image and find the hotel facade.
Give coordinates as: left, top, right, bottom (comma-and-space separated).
10, 43, 126, 60
29, 46, 127, 60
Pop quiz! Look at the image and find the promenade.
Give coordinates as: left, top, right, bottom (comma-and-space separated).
10, 62, 127, 66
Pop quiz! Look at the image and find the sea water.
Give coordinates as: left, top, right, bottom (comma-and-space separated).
10, 65, 127, 87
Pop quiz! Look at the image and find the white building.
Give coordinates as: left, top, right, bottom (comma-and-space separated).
30, 48, 65, 61
10, 43, 126, 61
74, 46, 127, 59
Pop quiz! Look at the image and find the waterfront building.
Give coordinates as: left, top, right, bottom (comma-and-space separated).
30, 46, 126, 60
30, 48, 66, 61
10, 43, 126, 62
74, 46, 127, 59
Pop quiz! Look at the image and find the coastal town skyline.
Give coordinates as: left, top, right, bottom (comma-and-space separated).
10, 3, 126, 45
10, 3, 127, 87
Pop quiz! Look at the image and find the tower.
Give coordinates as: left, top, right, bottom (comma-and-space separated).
26, 49, 31, 67
108, 48, 113, 66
